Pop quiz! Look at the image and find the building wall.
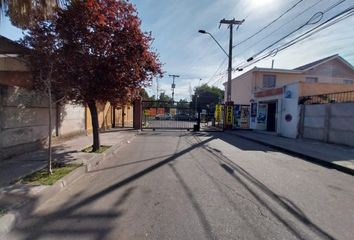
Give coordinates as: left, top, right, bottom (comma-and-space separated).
0, 85, 56, 160
303, 58, 354, 81
114, 104, 134, 127
229, 70, 254, 104
254, 72, 303, 91
85, 102, 112, 133
299, 82, 354, 96
302, 103, 354, 147
253, 94, 282, 133
58, 103, 86, 137
280, 83, 300, 138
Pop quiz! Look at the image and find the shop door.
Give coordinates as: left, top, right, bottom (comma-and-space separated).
267, 102, 276, 132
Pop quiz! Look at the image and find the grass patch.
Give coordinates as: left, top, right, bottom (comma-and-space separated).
21, 164, 81, 185
81, 145, 111, 153
0, 208, 7, 217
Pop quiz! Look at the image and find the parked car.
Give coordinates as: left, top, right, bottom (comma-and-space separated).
155, 113, 172, 120
174, 113, 191, 121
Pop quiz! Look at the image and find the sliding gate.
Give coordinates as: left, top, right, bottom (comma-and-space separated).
142, 100, 197, 130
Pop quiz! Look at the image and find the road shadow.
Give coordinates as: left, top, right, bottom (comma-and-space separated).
192, 133, 336, 240
7, 134, 216, 240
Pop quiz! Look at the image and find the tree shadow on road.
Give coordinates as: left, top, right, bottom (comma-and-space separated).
7, 134, 216, 240
195, 132, 336, 240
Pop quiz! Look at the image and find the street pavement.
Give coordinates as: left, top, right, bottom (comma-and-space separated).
5, 131, 354, 240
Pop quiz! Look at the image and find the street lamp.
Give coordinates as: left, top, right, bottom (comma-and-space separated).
198, 30, 229, 57
198, 19, 243, 130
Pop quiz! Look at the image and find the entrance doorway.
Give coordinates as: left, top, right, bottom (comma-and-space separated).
266, 102, 277, 132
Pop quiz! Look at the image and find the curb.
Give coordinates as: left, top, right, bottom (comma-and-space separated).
0, 132, 136, 238
0, 165, 86, 239
84, 133, 136, 172
226, 131, 354, 176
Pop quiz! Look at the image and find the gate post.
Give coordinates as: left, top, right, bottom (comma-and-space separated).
133, 98, 142, 130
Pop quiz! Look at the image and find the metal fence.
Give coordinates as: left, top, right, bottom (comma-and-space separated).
142, 100, 198, 130
299, 90, 354, 105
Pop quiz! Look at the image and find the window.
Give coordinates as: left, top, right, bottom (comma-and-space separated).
263, 75, 276, 88
305, 77, 318, 83
343, 79, 354, 84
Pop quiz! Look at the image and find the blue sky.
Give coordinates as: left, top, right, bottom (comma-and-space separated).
1, 0, 354, 100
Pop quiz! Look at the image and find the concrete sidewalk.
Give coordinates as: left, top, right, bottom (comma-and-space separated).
0, 128, 137, 188
228, 130, 354, 174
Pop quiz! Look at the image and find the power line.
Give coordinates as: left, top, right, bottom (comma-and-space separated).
205, 57, 228, 85
232, 0, 305, 48
230, 0, 326, 64
246, 0, 347, 63
233, 5, 354, 71
236, 0, 325, 58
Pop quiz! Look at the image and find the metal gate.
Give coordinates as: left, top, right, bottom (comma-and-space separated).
142, 100, 197, 130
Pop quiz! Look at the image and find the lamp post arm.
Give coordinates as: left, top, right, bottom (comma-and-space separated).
207, 33, 229, 57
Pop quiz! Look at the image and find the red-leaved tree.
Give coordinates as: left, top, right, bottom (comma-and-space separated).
24, 0, 162, 155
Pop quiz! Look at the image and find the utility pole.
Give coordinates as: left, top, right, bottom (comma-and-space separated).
169, 74, 180, 101
219, 18, 244, 103
198, 18, 243, 130
219, 18, 243, 130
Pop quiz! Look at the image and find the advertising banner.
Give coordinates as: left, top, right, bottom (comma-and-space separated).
214, 104, 222, 122
240, 105, 250, 129
225, 105, 233, 126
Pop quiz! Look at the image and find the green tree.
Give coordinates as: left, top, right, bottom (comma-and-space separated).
158, 92, 172, 102
192, 84, 224, 111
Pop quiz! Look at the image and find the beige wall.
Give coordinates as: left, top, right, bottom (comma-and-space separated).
229, 70, 254, 104
230, 58, 354, 104
299, 82, 354, 96
0, 85, 55, 160
254, 72, 304, 90
85, 103, 134, 133
114, 104, 133, 127
303, 58, 354, 81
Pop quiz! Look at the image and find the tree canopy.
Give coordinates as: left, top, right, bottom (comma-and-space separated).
0, 0, 63, 28
192, 84, 224, 110
23, 0, 162, 151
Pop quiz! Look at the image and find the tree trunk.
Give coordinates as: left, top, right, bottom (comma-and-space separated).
88, 100, 100, 152
47, 84, 53, 174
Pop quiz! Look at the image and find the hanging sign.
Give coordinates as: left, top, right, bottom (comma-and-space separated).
215, 104, 222, 122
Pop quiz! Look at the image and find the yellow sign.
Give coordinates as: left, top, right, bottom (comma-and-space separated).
144, 109, 149, 116
226, 105, 233, 126
215, 104, 222, 122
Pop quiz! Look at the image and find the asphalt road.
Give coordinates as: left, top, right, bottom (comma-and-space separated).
6, 131, 354, 240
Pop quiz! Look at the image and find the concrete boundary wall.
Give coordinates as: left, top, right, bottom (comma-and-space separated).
302, 102, 354, 147
0, 85, 86, 161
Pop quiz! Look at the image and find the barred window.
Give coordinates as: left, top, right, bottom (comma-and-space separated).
263, 75, 276, 88
305, 77, 318, 83
343, 79, 354, 84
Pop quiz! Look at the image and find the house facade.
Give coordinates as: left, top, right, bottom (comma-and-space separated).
0, 36, 133, 160
226, 54, 354, 105
226, 54, 354, 137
